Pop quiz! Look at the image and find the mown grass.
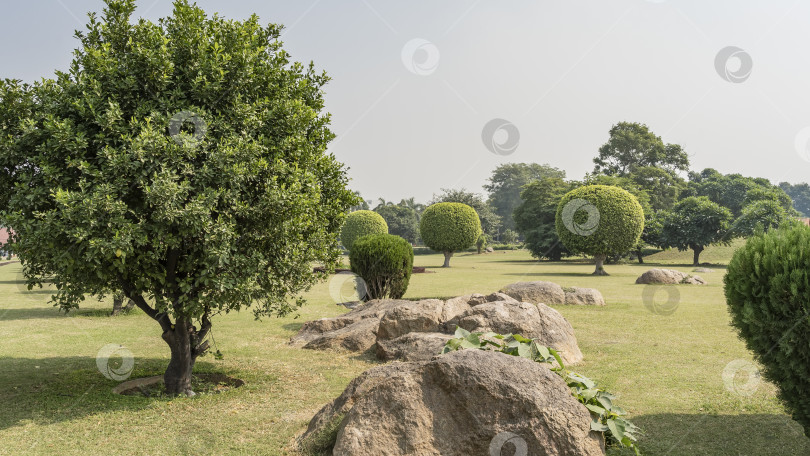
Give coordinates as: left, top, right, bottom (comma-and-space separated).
0, 243, 807, 455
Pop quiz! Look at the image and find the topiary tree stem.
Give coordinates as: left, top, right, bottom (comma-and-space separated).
442, 252, 453, 267
592, 254, 608, 276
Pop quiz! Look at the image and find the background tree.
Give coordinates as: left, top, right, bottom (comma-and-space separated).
513, 177, 572, 261
398, 197, 425, 221
476, 233, 487, 254
592, 122, 689, 177
733, 200, 793, 237
374, 205, 419, 244
659, 197, 733, 265
779, 182, 810, 216
483, 163, 565, 232
340, 210, 388, 251
419, 202, 481, 267
349, 191, 370, 212
685, 169, 791, 217
555, 185, 645, 275
500, 229, 519, 245
431, 189, 500, 239
0, 0, 356, 395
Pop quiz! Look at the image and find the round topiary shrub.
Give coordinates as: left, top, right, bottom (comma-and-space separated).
349, 234, 414, 300
724, 223, 810, 437
340, 210, 388, 251
419, 202, 481, 267
555, 185, 644, 275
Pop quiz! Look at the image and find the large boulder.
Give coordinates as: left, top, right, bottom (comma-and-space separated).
500, 281, 566, 304
289, 299, 410, 351
635, 268, 707, 285
376, 299, 462, 341
375, 332, 454, 361
444, 300, 583, 365
298, 349, 605, 456
564, 287, 606, 306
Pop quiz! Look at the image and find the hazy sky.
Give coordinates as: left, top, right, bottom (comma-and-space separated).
3, 0, 810, 204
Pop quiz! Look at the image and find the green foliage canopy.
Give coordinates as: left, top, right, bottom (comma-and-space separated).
374, 205, 419, 244
419, 202, 481, 266
340, 210, 388, 251
349, 233, 413, 300
483, 163, 565, 232
0, 0, 356, 394
659, 196, 733, 265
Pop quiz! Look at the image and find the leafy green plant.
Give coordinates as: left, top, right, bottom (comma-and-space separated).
724, 223, 810, 437
443, 328, 641, 454
349, 234, 413, 300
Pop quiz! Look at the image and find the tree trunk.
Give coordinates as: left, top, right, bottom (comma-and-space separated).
111, 295, 135, 316
442, 251, 453, 267
636, 247, 644, 264
592, 254, 609, 276
692, 246, 703, 266
162, 316, 205, 397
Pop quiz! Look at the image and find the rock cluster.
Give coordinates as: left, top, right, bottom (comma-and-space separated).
636, 268, 707, 285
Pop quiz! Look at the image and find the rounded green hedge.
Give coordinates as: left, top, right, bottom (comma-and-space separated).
340, 210, 388, 251
349, 233, 414, 300
724, 223, 810, 437
555, 185, 644, 257
419, 203, 481, 262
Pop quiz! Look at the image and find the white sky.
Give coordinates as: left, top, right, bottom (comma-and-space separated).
3, 0, 810, 204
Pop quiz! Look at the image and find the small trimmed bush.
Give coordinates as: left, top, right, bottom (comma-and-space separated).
555, 185, 644, 275
349, 234, 414, 300
724, 224, 810, 437
340, 210, 388, 251
420, 202, 481, 267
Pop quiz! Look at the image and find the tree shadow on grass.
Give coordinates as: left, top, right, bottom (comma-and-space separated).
501, 271, 600, 278
622, 413, 808, 456
0, 307, 69, 321
0, 356, 226, 431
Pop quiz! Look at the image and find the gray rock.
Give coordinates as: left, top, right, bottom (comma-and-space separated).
635, 268, 707, 285
299, 349, 605, 456
289, 299, 410, 350
375, 332, 453, 361
444, 300, 583, 365
564, 287, 606, 306
485, 246, 495, 253
692, 267, 714, 273
500, 281, 566, 304
376, 299, 448, 341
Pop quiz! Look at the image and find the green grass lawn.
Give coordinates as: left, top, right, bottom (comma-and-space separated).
0, 245, 807, 455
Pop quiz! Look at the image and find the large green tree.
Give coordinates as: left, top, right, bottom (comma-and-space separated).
592, 122, 689, 177
431, 189, 500, 238
686, 169, 793, 218
483, 163, 565, 232
555, 185, 645, 275
659, 197, 733, 265
0, 1, 356, 395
